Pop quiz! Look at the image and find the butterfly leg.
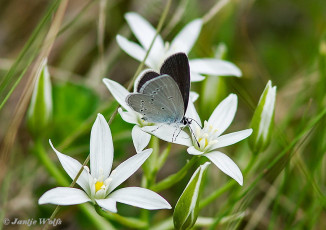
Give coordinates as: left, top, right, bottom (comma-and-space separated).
150, 124, 164, 133
172, 123, 189, 142
171, 125, 180, 143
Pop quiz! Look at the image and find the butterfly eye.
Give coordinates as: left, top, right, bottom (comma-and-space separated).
161, 107, 165, 110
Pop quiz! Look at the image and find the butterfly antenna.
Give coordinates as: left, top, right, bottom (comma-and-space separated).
188, 118, 202, 129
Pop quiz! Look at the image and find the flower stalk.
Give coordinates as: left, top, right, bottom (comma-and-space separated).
95, 205, 147, 229
33, 139, 68, 187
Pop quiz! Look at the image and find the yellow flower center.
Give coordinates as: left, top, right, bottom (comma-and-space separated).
95, 181, 104, 192
195, 121, 219, 152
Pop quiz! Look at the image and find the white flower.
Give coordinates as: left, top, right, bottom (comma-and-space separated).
117, 12, 241, 82
103, 77, 152, 152
39, 114, 171, 212
102, 77, 199, 152
142, 94, 253, 185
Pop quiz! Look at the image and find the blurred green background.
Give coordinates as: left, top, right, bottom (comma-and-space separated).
0, 0, 326, 229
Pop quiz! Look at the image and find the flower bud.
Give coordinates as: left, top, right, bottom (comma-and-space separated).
249, 81, 277, 154
173, 162, 210, 230
27, 58, 52, 137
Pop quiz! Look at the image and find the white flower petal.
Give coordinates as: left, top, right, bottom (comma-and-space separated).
185, 100, 202, 130
49, 140, 90, 194
116, 35, 154, 67
142, 125, 192, 146
90, 114, 114, 179
190, 71, 206, 82
204, 151, 243, 185
189, 59, 242, 77
208, 94, 238, 136
95, 188, 106, 199
39, 187, 90, 205
187, 146, 204, 155
108, 149, 152, 193
209, 129, 253, 150
132, 126, 151, 152
109, 187, 171, 210
170, 19, 203, 54
125, 12, 164, 61
103, 78, 131, 111
96, 198, 117, 213
190, 91, 199, 102
89, 176, 96, 198
118, 108, 139, 125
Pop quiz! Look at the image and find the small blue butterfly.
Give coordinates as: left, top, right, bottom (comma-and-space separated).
126, 53, 200, 144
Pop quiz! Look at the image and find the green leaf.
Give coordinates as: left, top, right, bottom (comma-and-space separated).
51, 81, 99, 144
150, 157, 198, 192
173, 162, 210, 230
155, 143, 171, 172
249, 80, 277, 154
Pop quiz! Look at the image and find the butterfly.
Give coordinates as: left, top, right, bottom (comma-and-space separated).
126, 52, 192, 125
126, 52, 200, 144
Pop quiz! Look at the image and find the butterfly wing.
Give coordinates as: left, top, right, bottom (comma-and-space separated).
160, 52, 190, 113
135, 70, 160, 92
126, 75, 184, 124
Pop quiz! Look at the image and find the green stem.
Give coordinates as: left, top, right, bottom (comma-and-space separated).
143, 136, 160, 187
244, 153, 258, 175
199, 153, 258, 210
199, 180, 236, 210
155, 143, 171, 173
150, 156, 198, 192
140, 137, 159, 229
95, 205, 147, 229
140, 210, 150, 230
34, 139, 68, 186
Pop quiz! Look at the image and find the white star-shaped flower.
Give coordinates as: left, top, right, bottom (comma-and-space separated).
39, 114, 171, 212
117, 12, 241, 82
142, 94, 253, 185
